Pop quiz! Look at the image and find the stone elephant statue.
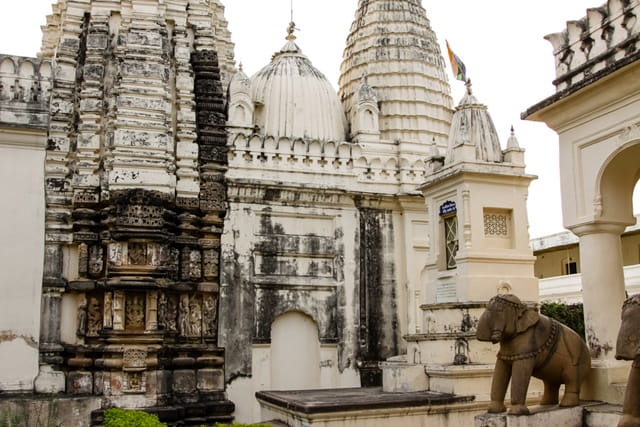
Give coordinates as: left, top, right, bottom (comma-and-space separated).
476, 294, 591, 415
616, 295, 640, 427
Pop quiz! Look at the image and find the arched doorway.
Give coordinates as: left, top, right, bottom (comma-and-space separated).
270, 311, 321, 390
574, 141, 640, 361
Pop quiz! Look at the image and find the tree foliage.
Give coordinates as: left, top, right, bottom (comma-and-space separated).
540, 302, 585, 340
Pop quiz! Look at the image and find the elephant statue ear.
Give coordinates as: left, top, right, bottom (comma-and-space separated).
516, 307, 539, 333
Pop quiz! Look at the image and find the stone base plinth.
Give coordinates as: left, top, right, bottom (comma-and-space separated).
34, 365, 65, 394
581, 359, 630, 404
381, 359, 544, 404
257, 387, 483, 427
475, 403, 624, 427
380, 357, 429, 392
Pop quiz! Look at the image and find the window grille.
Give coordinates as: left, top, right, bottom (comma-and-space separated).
484, 213, 509, 237
445, 215, 458, 270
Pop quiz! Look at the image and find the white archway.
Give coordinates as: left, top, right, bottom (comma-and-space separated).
270, 311, 320, 390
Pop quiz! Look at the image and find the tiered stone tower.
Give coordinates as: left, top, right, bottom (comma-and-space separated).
339, 0, 454, 146
383, 82, 539, 406
34, 0, 235, 423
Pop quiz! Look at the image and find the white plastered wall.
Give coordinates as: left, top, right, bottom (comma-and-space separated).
0, 128, 45, 391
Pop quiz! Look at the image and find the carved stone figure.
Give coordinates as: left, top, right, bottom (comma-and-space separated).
202, 294, 217, 337
165, 294, 178, 332
476, 294, 591, 415
76, 300, 87, 337
189, 296, 202, 337
157, 292, 168, 330
126, 294, 145, 330
89, 244, 104, 277
178, 295, 190, 336
87, 297, 102, 336
103, 292, 113, 329
616, 295, 640, 427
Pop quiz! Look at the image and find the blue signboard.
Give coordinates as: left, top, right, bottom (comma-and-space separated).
439, 201, 457, 216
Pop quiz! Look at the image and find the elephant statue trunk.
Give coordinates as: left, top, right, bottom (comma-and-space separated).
477, 294, 591, 415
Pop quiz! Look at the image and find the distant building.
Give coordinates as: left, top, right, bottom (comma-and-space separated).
532, 215, 640, 302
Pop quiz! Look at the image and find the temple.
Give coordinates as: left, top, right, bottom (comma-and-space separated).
0, 0, 638, 426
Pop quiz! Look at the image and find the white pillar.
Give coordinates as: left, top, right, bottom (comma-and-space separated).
572, 223, 627, 360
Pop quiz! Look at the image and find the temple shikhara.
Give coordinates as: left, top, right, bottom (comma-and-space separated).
0, 0, 639, 426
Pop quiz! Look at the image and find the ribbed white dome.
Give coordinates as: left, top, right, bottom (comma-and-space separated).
251, 39, 348, 142
446, 82, 503, 164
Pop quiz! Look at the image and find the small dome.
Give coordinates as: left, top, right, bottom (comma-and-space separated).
446, 80, 503, 163
250, 32, 347, 142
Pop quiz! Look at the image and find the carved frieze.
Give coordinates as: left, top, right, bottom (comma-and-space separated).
123, 348, 147, 371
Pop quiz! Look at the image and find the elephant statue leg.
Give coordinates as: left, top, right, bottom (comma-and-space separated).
508, 358, 535, 415
539, 381, 560, 405
488, 358, 511, 413
619, 358, 640, 427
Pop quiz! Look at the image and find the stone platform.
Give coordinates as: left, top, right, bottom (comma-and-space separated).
475, 402, 624, 427
256, 387, 486, 427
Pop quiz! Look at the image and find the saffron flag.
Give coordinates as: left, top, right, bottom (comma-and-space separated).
446, 40, 467, 82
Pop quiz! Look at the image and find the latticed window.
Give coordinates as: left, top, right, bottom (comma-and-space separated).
444, 215, 459, 270
484, 213, 509, 237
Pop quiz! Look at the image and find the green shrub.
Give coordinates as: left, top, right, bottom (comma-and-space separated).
540, 302, 585, 340
104, 408, 166, 427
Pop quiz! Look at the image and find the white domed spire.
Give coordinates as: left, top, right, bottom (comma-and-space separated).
446, 79, 503, 164
250, 28, 347, 142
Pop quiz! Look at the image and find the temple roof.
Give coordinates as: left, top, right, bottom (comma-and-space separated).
250, 28, 347, 142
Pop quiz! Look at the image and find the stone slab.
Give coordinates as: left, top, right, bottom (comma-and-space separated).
256, 387, 474, 415
584, 403, 623, 427
0, 395, 101, 427
475, 403, 617, 427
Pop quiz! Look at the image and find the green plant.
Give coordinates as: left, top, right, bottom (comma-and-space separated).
104, 408, 167, 427
540, 302, 585, 340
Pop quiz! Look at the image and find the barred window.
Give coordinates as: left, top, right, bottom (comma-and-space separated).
484, 212, 510, 237
444, 215, 459, 270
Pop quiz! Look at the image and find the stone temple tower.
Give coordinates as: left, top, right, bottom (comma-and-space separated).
339, 0, 454, 146
34, 0, 235, 423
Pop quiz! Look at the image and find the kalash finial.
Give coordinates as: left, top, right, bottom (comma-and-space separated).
286, 0, 298, 41
465, 78, 473, 95
286, 21, 298, 41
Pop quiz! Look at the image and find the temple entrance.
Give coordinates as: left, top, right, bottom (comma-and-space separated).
270, 311, 320, 390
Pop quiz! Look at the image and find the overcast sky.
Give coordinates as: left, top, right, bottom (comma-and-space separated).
1, 0, 637, 238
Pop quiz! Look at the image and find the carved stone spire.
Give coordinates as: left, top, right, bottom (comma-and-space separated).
339, 0, 454, 145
